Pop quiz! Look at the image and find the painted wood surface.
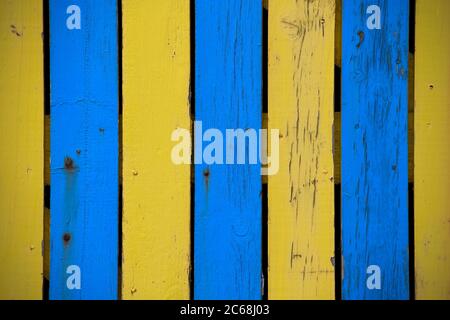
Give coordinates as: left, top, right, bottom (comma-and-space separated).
415, 0, 450, 300
49, 0, 118, 299
0, 0, 43, 299
195, 0, 262, 300
122, 0, 191, 299
341, 0, 409, 300
334, 112, 414, 184
268, 0, 335, 299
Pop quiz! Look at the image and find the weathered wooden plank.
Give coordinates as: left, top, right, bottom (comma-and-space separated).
334, 112, 414, 184
341, 0, 409, 299
268, 0, 335, 299
415, 0, 450, 300
0, 0, 44, 300
122, 0, 191, 299
46, 116, 124, 187
49, 0, 119, 299
195, 0, 262, 299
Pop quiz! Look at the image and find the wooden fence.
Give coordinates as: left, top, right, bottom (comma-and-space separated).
0, 0, 449, 300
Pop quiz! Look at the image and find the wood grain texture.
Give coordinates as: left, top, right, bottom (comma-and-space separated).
0, 0, 43, 299
122, 0, 191, 299
341, 0, 409, 299
334, 112, 414, 184
195, 0, 262, 300
334, 2, 413, 183
49, 0, 119, 299
268, 0, 335, 300
415, 0, 450, 300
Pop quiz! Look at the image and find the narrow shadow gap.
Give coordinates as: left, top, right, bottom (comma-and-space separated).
334, 184, 342, 300
409, 0, 416, 55
408, 183, 415, 300
261, 5, 268, 300
334, 2, 342, 301
408, 0, 416, 300
189, 0, 196, 301
334, 66, 341, 113
44, 185, 50, 210
262, 184, 268, 300
43, 0, 50, 301
117, 0, 123, 300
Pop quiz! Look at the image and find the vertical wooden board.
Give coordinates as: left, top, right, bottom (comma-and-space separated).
0, 0, 43, 300
342, 0, 409, 300
49, 0, 118, 299
415, 0, 450, 300
195, 0, 262, 299
268, 0, 336, 299
122, 0, 191, 299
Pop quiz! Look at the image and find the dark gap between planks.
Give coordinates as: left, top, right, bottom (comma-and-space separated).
189, 0, 196, 300
262, 5, 269, 300
118, 0, 123, 300
43, 0, 50, 300
408, 0, 416, 300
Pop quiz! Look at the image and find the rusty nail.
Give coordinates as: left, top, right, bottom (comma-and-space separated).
357, 31, 365, 48
64, 157, 74, 170
63, 233, 71, 243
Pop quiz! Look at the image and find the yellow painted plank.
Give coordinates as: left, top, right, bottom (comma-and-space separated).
0, 0, 43, 300
268, 0, 335, 299
415, 0, 450, 300
122, 0, 191, 299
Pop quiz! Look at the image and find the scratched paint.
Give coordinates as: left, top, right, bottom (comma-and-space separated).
415, 0, 450, 300
49, 0, 118, 299
194, 0, 262, 299
342, 0, 409, 300
122, 0, 191, 299
0, 0, 44, 299
268, 0, 336, 299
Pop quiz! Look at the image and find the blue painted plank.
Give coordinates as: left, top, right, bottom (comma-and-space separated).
194, 0, 262, 300
341, 0, 409, 300
49, 0, 118, 300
